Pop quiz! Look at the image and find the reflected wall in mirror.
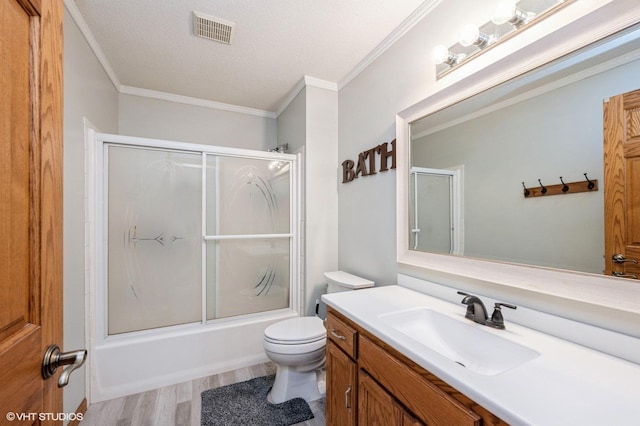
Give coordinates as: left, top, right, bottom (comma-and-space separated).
409, 24, 640, 274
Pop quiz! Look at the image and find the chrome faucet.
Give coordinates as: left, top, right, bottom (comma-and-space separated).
457, 291, 488, 324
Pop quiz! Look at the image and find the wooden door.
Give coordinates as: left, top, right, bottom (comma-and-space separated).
604, 89, 640, 279
326, 341, 357, 426
0, 0, 64, 421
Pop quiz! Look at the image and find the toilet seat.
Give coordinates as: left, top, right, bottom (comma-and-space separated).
264, 317, 326, 345
263, 337, 326, 355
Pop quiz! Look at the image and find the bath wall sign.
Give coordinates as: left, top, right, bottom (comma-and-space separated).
341, 139, 396, 183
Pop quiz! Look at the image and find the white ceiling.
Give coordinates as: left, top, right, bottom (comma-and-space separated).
71, 0, 432, 115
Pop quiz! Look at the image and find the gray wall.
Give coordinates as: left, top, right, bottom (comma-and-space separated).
63, 8, 119, 415
336, 1, 466, 286
304, 86, 339, 314
119, 94, 276, 150
277, 88, 306, 153
277, 86, 339, 315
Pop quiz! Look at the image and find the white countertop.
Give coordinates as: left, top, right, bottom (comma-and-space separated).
322, 285, 640, 426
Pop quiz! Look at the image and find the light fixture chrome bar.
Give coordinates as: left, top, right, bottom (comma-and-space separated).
431, 0, 570, 79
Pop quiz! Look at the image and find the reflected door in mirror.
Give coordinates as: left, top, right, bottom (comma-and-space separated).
410, 167, 463, 254
604, 88, 640, 279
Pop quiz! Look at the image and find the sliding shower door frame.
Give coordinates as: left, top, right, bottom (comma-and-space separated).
90, 132, 301, 344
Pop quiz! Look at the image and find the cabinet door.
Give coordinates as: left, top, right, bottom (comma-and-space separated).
359, 371, 425, 426
359, 370, 404, 426
326, 341, 357, 426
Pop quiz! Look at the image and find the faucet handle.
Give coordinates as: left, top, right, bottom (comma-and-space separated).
486, 302, 517, 330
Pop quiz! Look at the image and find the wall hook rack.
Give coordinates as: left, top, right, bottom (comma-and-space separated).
523, 174, 598, 198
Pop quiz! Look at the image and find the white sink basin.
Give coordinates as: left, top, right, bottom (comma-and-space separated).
379, 308, 540, 375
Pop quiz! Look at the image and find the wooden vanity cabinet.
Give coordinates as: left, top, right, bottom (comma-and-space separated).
326, 307, 508, 426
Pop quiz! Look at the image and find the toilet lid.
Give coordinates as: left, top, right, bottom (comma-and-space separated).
264, 317, 326, 344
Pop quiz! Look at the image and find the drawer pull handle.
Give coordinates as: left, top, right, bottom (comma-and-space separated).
345, 385, 352, 410
331, 329, 346, 340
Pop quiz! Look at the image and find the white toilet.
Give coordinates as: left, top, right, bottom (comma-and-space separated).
263, 271, 374, 403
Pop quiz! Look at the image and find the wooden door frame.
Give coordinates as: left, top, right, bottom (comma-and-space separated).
32, 0, 64, 416
603, 94, 625, 276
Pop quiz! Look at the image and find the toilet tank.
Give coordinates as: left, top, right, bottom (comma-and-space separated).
324, 271, 374, 294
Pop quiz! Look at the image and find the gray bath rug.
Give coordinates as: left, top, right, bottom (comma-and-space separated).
201, 374, 314, 426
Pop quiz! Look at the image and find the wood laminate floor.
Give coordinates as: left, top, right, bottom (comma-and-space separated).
81, 362, 326, 426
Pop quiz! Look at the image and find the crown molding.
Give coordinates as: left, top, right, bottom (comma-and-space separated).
64, 0, 121, 91
275, 75, 338, 117
304, 76, 338, 92
120, 86, 277, 118
338, 0, 443, 91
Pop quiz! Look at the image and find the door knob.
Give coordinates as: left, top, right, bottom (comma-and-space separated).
612, 254, 638, 264
42, 345, 87, 388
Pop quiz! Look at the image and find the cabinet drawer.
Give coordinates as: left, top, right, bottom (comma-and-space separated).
359, 335, 481, 426
326, 313, 358, 359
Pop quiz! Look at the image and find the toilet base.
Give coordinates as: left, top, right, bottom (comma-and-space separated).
267, 365, 324, 404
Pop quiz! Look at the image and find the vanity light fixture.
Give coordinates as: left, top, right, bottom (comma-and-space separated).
431, 0, 571, 79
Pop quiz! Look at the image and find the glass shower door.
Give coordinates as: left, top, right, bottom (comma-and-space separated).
103, 139, 296, 336
106, 145, 203, 335
205, 155, 292, 319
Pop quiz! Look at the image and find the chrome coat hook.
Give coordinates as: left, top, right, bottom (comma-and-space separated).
560, 177, 569, 193
538, 179, 547, 194
584, 173, 595, 190
521, 182, 530, 197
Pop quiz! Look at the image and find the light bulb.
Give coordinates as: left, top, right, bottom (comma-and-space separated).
459, 25, 486, 47
459, 25, 479, 47
493, 0, 516, 25
430, 45, 451, 65
492, 0, 529, 26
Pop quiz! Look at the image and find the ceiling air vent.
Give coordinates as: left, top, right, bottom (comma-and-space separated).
193, 11, 236, 45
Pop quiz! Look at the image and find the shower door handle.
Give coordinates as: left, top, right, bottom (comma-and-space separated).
42, 344, 87, 387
